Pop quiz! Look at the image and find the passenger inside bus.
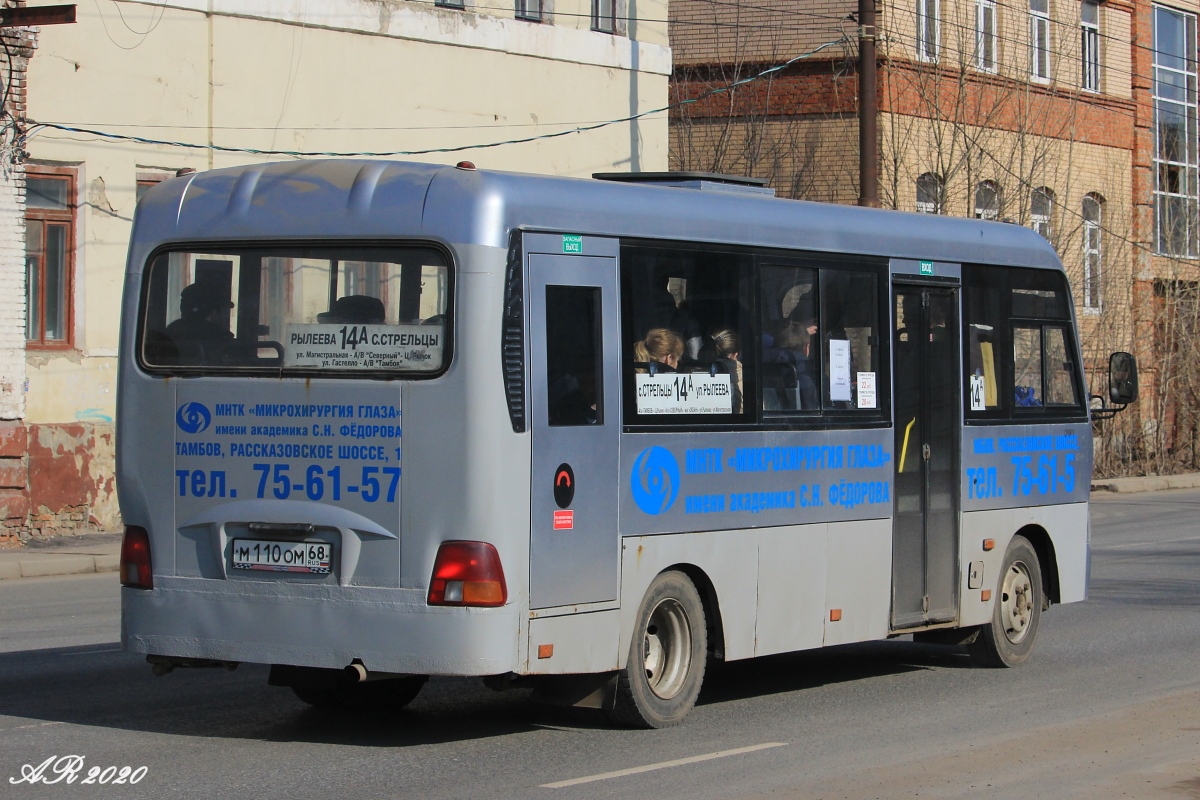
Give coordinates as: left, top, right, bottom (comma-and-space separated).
763, 321, 819, 409
644, 276, 702, 359
317, 294, 386, 324
709, 328, 743, 413
633, 328, 684, 374
163, 280, 234, 363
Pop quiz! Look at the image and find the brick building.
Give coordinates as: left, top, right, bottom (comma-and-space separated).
670, 0, 1200, 475
0, 3, 39, 541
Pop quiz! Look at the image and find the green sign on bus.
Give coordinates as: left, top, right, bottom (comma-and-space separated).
562, 235, 584, 254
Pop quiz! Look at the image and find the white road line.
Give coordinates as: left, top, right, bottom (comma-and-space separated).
10, 721, 63, 731
1094, 534, 1200, 551
540, 741, 788, 789
60, 646, 122, 656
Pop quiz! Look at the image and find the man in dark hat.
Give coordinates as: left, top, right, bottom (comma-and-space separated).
165, 281, 234, 362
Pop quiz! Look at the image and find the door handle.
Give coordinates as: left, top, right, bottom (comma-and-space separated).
922, 443, 930, 461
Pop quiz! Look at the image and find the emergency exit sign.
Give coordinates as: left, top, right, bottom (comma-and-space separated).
920, 261, 934, 275
562, 235, 583, 254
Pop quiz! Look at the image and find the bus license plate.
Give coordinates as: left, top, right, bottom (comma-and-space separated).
231, 539, 332, 574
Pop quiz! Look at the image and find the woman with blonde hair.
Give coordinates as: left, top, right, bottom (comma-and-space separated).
633, 328, 684, 373
710, 328, 743, 413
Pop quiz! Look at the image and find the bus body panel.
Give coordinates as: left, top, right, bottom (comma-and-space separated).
960, 423, 1092, 511
526, 610, 621, 674
122, 578, 521, 674
957, 502, 1089, 627
619, 429, 894, 536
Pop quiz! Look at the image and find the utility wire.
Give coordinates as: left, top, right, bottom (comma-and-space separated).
26, 37, 847, 158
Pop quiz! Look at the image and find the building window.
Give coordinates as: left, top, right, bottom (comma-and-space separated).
25, 169, 75, 347
1031, 0, 1051, 81
977, 0, 997, 72
1153, 5, 1199, 256
516, 0, 542, 20
975, 180, 1001, 220
1031, 186, 1053, 240
1083, 194, 1103, 311
1081, 0, 1100, 91
917, 0, 939, 62
592, 0, 615, 33
916, 172, 944, 213
435, 0, 465, 8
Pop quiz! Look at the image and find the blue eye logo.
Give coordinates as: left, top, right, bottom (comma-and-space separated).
176, 402, 211, 434
631, 447, 680, 515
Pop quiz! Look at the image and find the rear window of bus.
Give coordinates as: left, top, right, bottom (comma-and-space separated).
139, 246, 450, 376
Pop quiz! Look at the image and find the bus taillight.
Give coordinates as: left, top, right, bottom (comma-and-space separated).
120, 526, 153, 589
427, 541, 507, 607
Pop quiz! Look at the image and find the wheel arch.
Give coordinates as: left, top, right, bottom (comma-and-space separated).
1014, 523, 1059, 606
664, 562, 727, 662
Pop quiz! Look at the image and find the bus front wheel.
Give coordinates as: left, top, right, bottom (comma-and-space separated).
608, 571, 707, 728
970, 535, 1042, 668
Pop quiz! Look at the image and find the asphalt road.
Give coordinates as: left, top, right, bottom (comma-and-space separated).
1, 489, 1198, 799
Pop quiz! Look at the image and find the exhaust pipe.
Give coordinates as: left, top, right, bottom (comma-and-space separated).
341, 661, 416, 684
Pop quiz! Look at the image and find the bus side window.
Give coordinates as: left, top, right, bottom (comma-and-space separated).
963, 266, 1008, 415
546, 285, 603, 426
621, 244, 752, 424
964, 266, 1082, 418
820, 269, 880, 411
760, 265, 818, 412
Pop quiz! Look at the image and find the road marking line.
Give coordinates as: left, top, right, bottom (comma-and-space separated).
11, 721, 63, 730
60, 646, 121, 656
540, 741, 788, 789
1094, 535, 1200, 551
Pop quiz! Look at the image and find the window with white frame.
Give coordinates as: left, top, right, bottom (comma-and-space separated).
1082, 194, 1103, 311
1031, 0, 1051, 81
593, 0, 615, 32
916, 172, 944, 213
1031, 187, 1053, 240
1081, 0, 1100, 91
975, 181, 1001, 220
917, 0, 939, 62
977, 0, 998, 72
1153, 4, 1199, 256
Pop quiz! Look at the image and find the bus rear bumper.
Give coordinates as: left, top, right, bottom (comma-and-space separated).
121, 576, 520, 675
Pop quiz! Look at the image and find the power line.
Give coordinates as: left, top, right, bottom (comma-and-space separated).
25, 37, 848, 158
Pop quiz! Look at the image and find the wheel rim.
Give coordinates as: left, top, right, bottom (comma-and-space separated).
1000, 559, 1035, 644
642, 597, 692, 700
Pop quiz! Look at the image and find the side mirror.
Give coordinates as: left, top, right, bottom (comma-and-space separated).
1109, 352, 1138, 405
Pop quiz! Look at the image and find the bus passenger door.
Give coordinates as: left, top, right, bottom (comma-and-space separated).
527, 250, 621, 610
891, 286, 960, 629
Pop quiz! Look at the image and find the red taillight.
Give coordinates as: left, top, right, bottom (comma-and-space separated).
427, 541, 507, 607
120, 526, 153, 589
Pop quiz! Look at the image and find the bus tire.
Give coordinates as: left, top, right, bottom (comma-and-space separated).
970, 535, 1042, 668
293, 675, 428, 711
608, 571, 707, 729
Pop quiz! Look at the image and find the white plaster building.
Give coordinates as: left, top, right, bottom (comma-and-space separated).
7, 0, 670, 537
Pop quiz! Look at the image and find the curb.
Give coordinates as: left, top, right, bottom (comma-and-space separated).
0, 553, 120, 581
1091, 472, 1200, 494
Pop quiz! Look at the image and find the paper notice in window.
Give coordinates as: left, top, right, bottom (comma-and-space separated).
857, 372, 877, 409
830, 340, 852, 402
969, 374, 986, 411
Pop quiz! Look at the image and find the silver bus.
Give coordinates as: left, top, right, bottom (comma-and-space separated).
118, 161, 1136, 728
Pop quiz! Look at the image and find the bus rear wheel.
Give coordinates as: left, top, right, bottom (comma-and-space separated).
970, 535, 1042, 668
293, 675, 428, 711
608, 571, 707, 729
